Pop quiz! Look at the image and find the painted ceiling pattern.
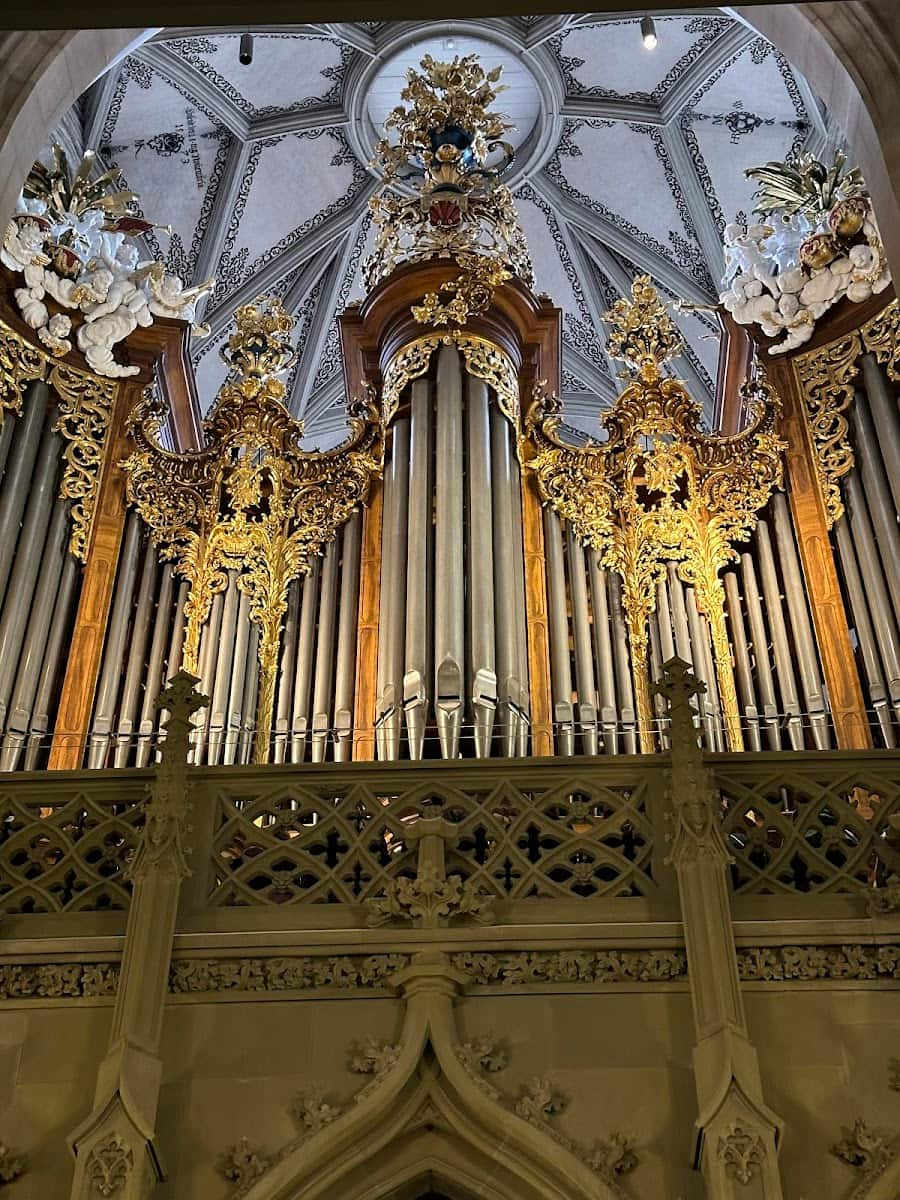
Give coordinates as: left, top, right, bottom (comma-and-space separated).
71, 12, 832, 445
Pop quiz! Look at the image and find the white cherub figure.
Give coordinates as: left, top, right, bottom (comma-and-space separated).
766, 212, 814, 273
1, 217, 49, 273
77, 274, 153, 377
722, 222, 776, 287
142, 262, 214, 322
37, 313, 72, 357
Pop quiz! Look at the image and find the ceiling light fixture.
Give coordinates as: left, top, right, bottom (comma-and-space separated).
239, 32, 254, 66
443, 36, 457, 51
640, 16, 658, 50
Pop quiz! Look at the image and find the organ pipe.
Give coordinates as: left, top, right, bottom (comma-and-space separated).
740, 550, 781, 750
724, 571, 762, 752
404, 379, 431, 759
113, 540, 158, 767
466, 374, 497, 757
755, 518, 804, 750
311, 541, 339, 763
292, 561, 320, 763
860, 354, 900, 515
208, 572, 240, 765
24, 555, 78, 771
194, 589, 224, 765
272, 580, 300, 765
0, 382, 49, 607
224, 591, 253, 767
135, 566, 174, 767
334, 514, 361, 763
509, 454, 530, 758
544, 509, 574, 756
567, 528, 598, 755
609, 573, 638, 753
376, 418, 409, 760
434, 348, 465, 759
589, 560, 619, 753
852, 396, 900, 627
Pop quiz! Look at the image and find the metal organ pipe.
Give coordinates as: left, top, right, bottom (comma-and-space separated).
113, 541, 158, 767
334, 514, 361, 763
208, 571, 240, 765
466, 375, 497, 756
490, 407, 523, 756
0, 382, 49, 606
194, 589, 224, 764
852, 397, 900, 627
834, 517, 896, 747
224, 590, 253, 766
88, 512, 142, 768
404, 379, 431, 759
240, 622, 261, 765
311, 540, 339, 763
434, 347, 465, 759
567, 528, 598, 755
609, 572, 637, 753
543, 509, 574, 755
0, 494, 69, 771
292, 560, 320, 763
724, 571, 762, 752
771, 494, 831, 748
376, 417, 410, 759
135, 567, 175, 767
589, 559, 619, 753
685, 587, 717, 749
510, 452, 530, 757
24, 554, 78, 770
272, 580, 300, 764
860, 354, 900, 515
739, 551, 780, 750
755, 519, 804, 750
845, 471, 900, 721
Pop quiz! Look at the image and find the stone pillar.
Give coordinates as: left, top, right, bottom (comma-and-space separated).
655, 658, 784, 1198
68, 671, 208, 1199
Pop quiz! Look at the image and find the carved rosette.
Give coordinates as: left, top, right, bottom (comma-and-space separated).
123, 297, 384, 762
0, 318, 116, 560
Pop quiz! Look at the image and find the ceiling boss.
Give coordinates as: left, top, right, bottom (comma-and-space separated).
524, 276, 785, 753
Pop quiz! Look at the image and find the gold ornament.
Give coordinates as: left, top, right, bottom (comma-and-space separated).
411, 253, 511, 327
524, 277, 785, 753
123, 297, 384, 763
0, 317, 116, 560
363, 54, 533, 292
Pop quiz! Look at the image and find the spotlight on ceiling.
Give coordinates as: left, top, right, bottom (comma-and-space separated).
640, 16, 658, 50
239, 32, 254, 66
443, 36, 457, 51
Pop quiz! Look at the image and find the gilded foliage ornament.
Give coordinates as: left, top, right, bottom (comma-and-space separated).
524, 276, 784, 752
364, 54, 533, 291
123, 296, 383, 762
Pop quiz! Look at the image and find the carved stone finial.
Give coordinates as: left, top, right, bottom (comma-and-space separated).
129, 671, 208, 881
85, 1133, 133, 1196
217, 1137, 273, 1190
219, 295, 297, 392
717, 1121, 766, 1184
604, 274, 685, 380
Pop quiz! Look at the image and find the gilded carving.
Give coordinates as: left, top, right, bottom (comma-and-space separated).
0, 317, 116, 561
86, 1133, 133, 1196
411, 253, 511, 326
717, 1122, 766, 1184
525, 277, 783, 750
861, 297, 900, 381
123, 297, 383, 761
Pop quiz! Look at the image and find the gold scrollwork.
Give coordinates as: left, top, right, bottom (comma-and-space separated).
861, 297, 900, 382
382, 332, 519, 433
793, 330, 861, 528
0, 317, 116, 561
123, 297, 384, 763
524, 277, 784, 753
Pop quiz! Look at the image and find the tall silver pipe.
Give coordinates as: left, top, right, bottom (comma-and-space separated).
656, 579, 676, 663
740, 551, 780, 750
543, 509, 574, 756
609, 573, 637, 753
291, 560, 320, 762
403, 378, 430, 760
0, 495, 69, 770
87, 512, 142, 768
589, 559, 618, 754
376, 416, 410, 760
0, 419, 61, 730
24, 554, 78, 771
0, 382, 49, 609
273, 580, 300, 764
466, 375, 497, 757
724, 571, 762, 751
207, 572, 240, 765
771, 494, 830, 749
135, 567, 175, 767
755, 519, 804, 750
113, 541, 158, 767
845, 471, 900, 719
157, 577, 189, 749
193, 589, 224, 765
334, 514, 361, 763
223, 590, 252, 767
490, 407, 520, 757
510, 453, 530, 758
239, 622, 261, 765
667, 565, 693, 667
567, 530, 598, 755
648, 609, 668, 748
834, 517, 896, 747
685, 587, 718, 750
434, 347, 465, 760
861, 354, 900, 515
311, 540, 339, 763
852, 397, 900, 626
0, 419, 16, 487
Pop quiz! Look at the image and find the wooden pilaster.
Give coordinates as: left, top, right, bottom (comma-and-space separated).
521, 471, 554, 757
769, 357, 872, 750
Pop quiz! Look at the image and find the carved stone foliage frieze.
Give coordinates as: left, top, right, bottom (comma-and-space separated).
0, 1143, 26, 1186
451, 948, 688, 987
735, 944, 900, 982
86, 1133, 133, 1197
0, 962, 120, 1000
717, 1121, 766, 1185
168, 954, 410, 995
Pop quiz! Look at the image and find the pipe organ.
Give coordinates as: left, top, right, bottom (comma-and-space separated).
0, 53, 898, 773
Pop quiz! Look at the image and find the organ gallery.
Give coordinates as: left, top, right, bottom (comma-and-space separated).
0, 15, 898, 1200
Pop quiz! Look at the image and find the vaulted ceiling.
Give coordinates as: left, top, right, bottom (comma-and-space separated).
73, 12, 833, 444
